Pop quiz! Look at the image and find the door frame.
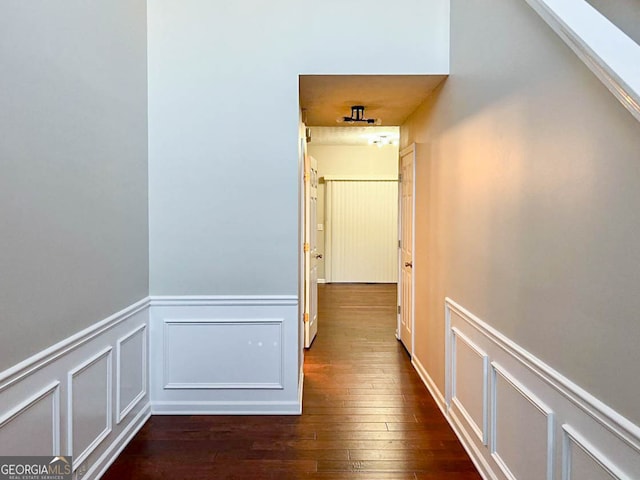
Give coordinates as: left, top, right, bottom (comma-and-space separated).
304, 153, 319, 348
397, 143, 416, 355
298, 135, 307, 366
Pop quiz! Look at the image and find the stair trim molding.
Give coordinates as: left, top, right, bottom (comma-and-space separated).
526, 0, 640, 123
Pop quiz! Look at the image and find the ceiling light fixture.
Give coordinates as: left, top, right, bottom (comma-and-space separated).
336, 105, 381, 125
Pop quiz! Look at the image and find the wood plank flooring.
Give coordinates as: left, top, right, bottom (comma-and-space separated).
102, 283, 481, 479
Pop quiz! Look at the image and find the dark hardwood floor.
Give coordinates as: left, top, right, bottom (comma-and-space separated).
102, 283, 481, 479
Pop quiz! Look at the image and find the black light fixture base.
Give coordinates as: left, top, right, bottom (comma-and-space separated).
338, 105, 380, 125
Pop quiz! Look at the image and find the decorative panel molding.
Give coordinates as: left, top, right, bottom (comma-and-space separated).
562, 424, 629, 480
0, 382, 60, 456
150, 296, 300, 415
450, 327, 489, 445
491, 362, 554, 480
0, 299, 150, 478
445, 298, 640, 451
67, 347, 113, 470
425, 298, 640, 480
116, 324, 147, 424
163, 319, 284, 389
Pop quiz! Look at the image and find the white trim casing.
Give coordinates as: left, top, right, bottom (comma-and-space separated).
526, 0, 640, 123
150, 296, 297, 307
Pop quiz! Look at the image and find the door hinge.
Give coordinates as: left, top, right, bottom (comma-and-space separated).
397, 305, 401, 314
303, 242, 310, 252
304, 172, 309, 182
304, 313, 309, 323
398, 240, 401, 248
398, 173, 402, 182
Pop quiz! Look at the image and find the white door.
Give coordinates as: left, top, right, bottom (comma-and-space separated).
304, 154, 319, 348
398, 145, 415, 355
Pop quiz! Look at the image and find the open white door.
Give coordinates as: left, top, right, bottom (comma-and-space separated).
304, 153, 319, 348
398, 145, 415, 355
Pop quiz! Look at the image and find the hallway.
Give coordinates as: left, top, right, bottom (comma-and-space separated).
102, 284, 480, 479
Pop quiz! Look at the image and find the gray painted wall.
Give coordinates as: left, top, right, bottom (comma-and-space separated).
147, 0, 449, 295
0, 1, 149, 371
403, 0, 640, 425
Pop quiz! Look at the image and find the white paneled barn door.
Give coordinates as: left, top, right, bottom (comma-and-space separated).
325, 177, 398, 283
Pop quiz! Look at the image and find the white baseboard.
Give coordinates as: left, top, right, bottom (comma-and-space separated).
297, 367, 304, 414
411, 355, 446, 417
0, 298, 151, 480
317, 278, 326, 284
151, 400, 301, 415
412, 354, 494, 480
89, 403, 151, 480
448, 408, 499, 480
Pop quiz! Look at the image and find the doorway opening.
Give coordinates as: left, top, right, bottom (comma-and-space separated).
298, 74, 445, 369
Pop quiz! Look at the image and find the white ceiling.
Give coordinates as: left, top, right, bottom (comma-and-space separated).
309, 126, 399, 146
299, 74, 447, 127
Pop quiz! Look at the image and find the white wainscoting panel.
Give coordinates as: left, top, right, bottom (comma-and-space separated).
562, 424, 630, 480
68, 348, 113, 469
451, 327, 489, 445
149, 296, 300, 414
491, 363, 554, 480
430, 298, 640, 480
116, 324, 147, 424
0, 382, 60, 455
0, 299, 151, 480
